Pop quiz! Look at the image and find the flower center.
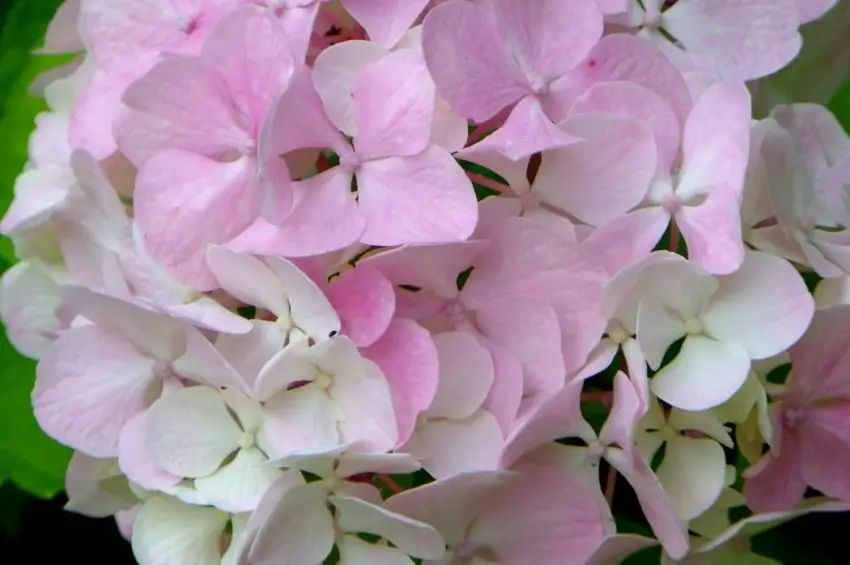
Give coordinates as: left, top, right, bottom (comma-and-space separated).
644, 9, 663, 29
238, 431, 256, 450
314, 371, 334, 389
607, 321, 630, 344
661, 193, 683, 214
586, 440, 606, 459
684, 316, 704, 335
340, 152, 361, 174
785, 407, 806, 429
658, 423, 678, 443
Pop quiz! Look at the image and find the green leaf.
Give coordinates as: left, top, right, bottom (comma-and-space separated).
0, 0, 71, 261
0, 257, 70, 497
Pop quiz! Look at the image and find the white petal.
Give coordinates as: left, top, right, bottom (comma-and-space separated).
331, 494, 446, 559
657, 437, 727, 520
132, 496, 228, 565
249, 483, 335, 565
669, 410, 733, 448
701, 250, 814, 360
195, 447, 283, 513
650, 336, 751, 411
206, 246, 289, 314
65, 453, 136, 517
0, 260, 61, 359
262, 385, 341, 457
339, 535, 415, 565
426, 332, 495, 420
264, 255, 341, 339
636, 296, 686, 369
146, 387, 242, 478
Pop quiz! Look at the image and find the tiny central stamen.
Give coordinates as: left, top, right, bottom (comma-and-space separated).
587, 440, 606, 458
684, 317, 704, 335
238, 432, 255, 450
644, 10, 662, 29
314, 372, 334, 389
607, 321, 630, 344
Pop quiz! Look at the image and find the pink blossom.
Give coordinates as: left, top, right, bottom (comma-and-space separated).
745, 305, 850, 511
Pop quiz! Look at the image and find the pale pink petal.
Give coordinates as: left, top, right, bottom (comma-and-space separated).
312, 40, 388, 135
145, 386, 242, 478
59, 285, 185, 361
795, 0, 839, 23
171, 326, 249, 392
599, 372, 641, 448
474, 297, 565, 397
249, 483, 335, 565
586, 534, 659, 565
326, 267, 395, 347
34, 324, 158, 457
332, 494, 445, 558
421, 0, 528, 122
200, 5, 294, 134
382, 471, 511, 547
134, 151, 259, 290
416, 412, 505, 479
342, 0, 429, 47
677, 82, 752, 199
788, 305, 850, 401
801, 404, 850, 501
674, 183, 745, 275
357, 146, 477, 245
605, 448, 689, 560
353, 49, 435, 160
132, 496, 228, 565
41, 0, 83, 54
478, 336, 524, 435
534, 114, 657, 226
548, 34, 692, 126
361, 241, 487, 298
262, 68, 352, 158
116, 59, 247, 167
701, 250, 814, 359
650, 335, 751, 411
579, 208, 670, 276
663, 0, 802, 80
74, 61, 151, 160
230, 168, 366, 257
744, 426, 807, 512
362, 319, 440, 446
490, 0, 603, 82
428, 332, 495, 419
501, 382, 595, 468
464, 96, 581, 160
470, 463, 612, 565
118, 411, 180, 492
569, 81, 681, 172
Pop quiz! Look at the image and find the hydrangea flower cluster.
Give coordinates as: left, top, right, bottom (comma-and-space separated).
5, 0, 850, 563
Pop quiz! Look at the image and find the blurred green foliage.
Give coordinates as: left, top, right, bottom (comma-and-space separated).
0, 0, 71, 507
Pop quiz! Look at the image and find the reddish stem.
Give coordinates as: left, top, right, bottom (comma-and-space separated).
604, 467, 617, 506
378, 474, 404, 494
668, 222, 681, 253
467, 172, 508, 193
